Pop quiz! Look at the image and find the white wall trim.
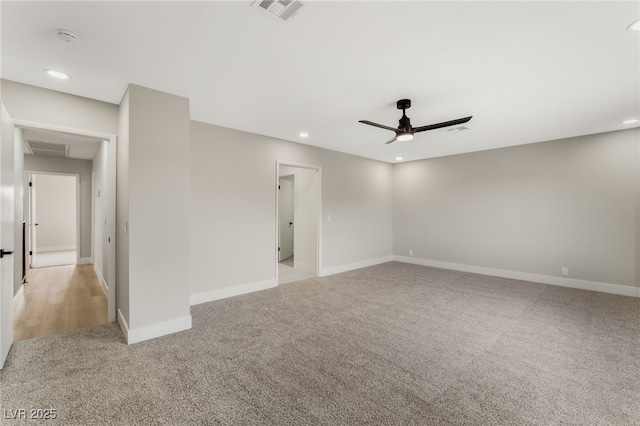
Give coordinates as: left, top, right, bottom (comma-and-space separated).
394, 256, 640, 298
319, 255, 393, 277
13, 119, 115, 140
37, 245, 76, 253
117, 309, 129, 343
94, 264, 108, 293
121, 313, 192, 345
190, 279, 277, 306
78, 257, 92, 265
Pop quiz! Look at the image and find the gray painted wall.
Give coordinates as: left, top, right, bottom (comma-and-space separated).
393, 128, 640, 288
118, 84, 191, 330
190, 121, 394, 295
24, 156, 93, 260
1, 80, 118, 135
92, 140, 108, 285
116, 90, 130, 323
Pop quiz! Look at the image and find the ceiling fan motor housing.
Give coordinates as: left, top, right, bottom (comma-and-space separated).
397, 99, 412, 132
399, 116, 412, 132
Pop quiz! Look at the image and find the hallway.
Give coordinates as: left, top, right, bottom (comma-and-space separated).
13, 264, 108, 342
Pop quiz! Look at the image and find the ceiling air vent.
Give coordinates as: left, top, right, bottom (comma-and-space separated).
57, 29, 78, 44
252, 0, 308, 22
25, 140, 68, 158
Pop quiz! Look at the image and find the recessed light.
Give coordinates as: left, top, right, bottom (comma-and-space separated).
299, 132, 309, 138
621, 118, 639, 125
46, 69, 70, 79
395, 157, 403, 161
628, 19, 640, 31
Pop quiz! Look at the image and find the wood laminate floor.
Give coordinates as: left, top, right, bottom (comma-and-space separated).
13, 264, 108, 342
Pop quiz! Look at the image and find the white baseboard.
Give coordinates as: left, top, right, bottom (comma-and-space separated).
117, 309, 129, 342
319, 255, 393, 277
37, 246, 76, 253
293, 261, 316, 275
118, 309, 192, 344
393, 256, 640, 298
94, 264, 108, 293
190, 279, 277, 306
78, 257, 92, 265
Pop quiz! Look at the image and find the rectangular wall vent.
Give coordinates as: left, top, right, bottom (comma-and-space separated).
252, 0, 307, 22
25, 140, 68, 158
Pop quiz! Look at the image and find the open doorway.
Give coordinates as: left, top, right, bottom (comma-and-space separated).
276, 162, 321, 285
27, 172, 79, 268
10, 125, 117, 342
278, 174, 294, 265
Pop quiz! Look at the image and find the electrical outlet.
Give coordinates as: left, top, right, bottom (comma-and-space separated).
327, 214, 332, 222
409, 249, 413, 256
561, 267, 568, 276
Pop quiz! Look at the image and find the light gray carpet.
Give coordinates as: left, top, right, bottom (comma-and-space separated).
2, 262, 639, 425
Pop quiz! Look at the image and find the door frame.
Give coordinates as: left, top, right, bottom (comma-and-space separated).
275, 161, 322, 283
14, 119, 117, 323
25, 171, 80, 267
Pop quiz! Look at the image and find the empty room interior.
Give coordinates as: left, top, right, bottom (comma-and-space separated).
0, 1, 639, 424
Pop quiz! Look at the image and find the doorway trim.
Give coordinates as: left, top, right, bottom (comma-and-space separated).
275, 161, 322, 284
14, 119, 117, 323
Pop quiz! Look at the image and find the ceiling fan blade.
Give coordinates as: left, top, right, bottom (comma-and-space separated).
413, 116, 473, 133
384, 136, 398, 145
359, 120, 398, 132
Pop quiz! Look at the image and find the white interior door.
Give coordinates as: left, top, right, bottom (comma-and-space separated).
28, 174, 37, 266
1, 104, 15, 368
278, 176, 294, 261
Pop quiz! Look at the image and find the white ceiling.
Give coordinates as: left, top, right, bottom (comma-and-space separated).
2, 1, 638, 163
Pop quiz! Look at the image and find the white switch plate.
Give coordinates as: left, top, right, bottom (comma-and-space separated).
327, 215, 332, 222
561, 267, 568, 276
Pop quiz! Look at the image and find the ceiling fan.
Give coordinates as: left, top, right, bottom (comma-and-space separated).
359, 99, 473, 144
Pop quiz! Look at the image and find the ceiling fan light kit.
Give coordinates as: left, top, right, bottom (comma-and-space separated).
359, 99, 472, 145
